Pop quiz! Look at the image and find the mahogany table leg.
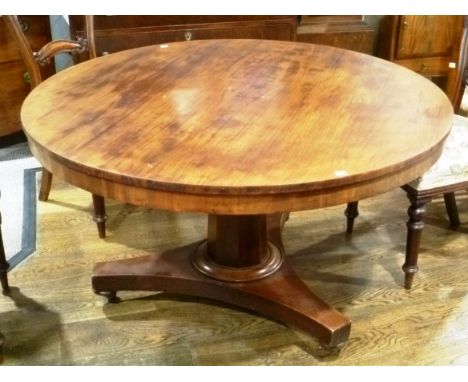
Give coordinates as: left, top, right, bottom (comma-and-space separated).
92, 213, 351, 347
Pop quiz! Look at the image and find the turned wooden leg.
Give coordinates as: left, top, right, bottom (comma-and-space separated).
344, 201, 359, 234
443, 192, 460, 227
0, 195, 10, 294
92, 194, 107, 239
38, 168, 53, 202
402, 194, 430, 290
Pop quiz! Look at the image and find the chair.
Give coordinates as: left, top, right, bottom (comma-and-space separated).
4, 15, 107, 238
345, 16, 468, 290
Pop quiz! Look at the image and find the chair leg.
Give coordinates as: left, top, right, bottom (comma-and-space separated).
0, 331, 4, 364
344, 201, 359, 234
92, 194, 107, 239
0, 224, 10, 294
443, 192, 460, 227
402, 194, 430, 290
0, 268, 8, 294
38, 168, 53, 202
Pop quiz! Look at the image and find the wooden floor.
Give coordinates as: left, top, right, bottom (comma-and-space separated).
1, 177, 467, 365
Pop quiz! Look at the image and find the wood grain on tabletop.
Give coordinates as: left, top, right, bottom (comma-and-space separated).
20, 39, 453, 213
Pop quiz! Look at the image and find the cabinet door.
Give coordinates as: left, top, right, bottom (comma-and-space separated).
396, 16, 461, 59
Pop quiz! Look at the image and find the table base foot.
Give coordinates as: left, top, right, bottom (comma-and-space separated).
92, 241, 351, 347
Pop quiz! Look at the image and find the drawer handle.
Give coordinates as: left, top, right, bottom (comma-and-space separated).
184, 31, 193, 41
19, 19, 30, 33
420, 63, 428, 71
402, 20, 409, 30
23, 72, 31, 84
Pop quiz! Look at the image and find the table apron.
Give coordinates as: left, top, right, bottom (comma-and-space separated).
28, 141, 443, 215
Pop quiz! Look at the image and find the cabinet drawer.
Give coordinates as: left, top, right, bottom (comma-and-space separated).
394, 56, 451, 77
75, 20, 295, 58
71, 15, 295, 30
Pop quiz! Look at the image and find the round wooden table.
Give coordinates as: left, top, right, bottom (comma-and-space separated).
21, 39, 453, 347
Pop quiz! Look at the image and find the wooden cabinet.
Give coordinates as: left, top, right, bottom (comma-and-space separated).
378, 16, 464, 94
71, 16, 376, 59
296, 16, 375, 54
69, 16, 297, 60
0, 16, 53, 141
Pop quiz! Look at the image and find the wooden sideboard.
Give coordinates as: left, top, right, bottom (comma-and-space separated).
0, 16, 54, 141
377, 16, 465, 96
69, 16, 297, 60
296, 16, 374, 54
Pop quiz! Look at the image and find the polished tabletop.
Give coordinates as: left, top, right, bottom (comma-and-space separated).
21, 39, 453, 214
